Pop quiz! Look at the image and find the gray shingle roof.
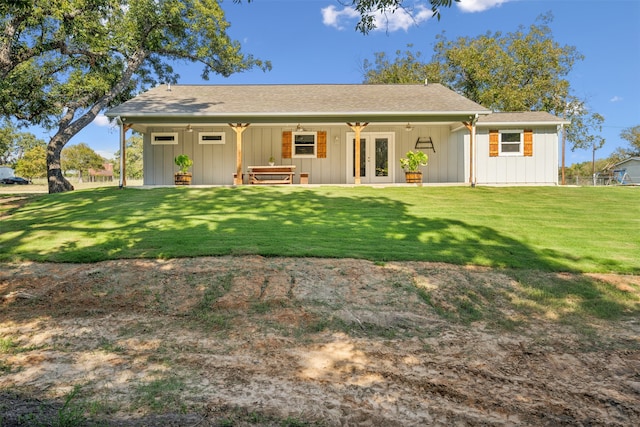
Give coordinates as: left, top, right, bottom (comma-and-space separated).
476, 111, 569, 125
106, 83, 490, 123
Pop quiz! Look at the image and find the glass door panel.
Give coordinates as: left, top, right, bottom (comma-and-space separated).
347, 132, 394, 184
352, 138, 366, 178
374, 138, 389, 177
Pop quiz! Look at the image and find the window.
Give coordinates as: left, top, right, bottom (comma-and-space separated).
199, 132, 225, 145
292, 131, 317, 158
499, 130, 523, 156
151, 132, 178, 145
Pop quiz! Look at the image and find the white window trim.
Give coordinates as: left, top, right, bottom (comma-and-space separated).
198, 131, 226, 145
499, 129, 523, 156
151, 132, 178, 145
292, 131, 317, 158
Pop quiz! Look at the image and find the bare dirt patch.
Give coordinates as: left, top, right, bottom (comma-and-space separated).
1, 256, 639, 426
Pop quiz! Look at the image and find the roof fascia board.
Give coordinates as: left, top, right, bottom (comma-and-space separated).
477, 120, 570, 127
112, 112, 490, 125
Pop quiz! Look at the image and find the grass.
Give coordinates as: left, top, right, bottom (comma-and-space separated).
0, 185, 638, 273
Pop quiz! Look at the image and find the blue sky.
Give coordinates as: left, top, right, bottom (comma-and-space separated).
66, 0, 640, 165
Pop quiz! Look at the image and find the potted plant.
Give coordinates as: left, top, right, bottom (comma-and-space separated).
400, 150, 428, 184
268, 156, 275, 166
174, 154, 193, 185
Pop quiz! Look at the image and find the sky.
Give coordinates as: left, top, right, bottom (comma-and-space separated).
46, 0, 640, 166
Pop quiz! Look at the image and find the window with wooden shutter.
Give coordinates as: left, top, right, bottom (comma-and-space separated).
282, 131, 292, 159
317, 131, 327, 158
489, 130, 499, 157
523, 129, 533, 157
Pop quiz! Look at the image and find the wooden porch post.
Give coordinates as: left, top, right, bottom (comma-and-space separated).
229, 123, 250, 185
118, 118, 131, 189
347, 122, 368, 185
463, 115, 478, 187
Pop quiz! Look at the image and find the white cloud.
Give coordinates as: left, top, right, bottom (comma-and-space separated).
610, 96, 623, 103
93, 114, 112, 127
321, 4, 431, 32
457, 0, 511, 13
321, 5, 359, 30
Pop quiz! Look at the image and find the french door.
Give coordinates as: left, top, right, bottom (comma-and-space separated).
346, 132, 395, 184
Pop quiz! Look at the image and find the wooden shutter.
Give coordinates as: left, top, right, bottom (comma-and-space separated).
489, 130, 499, 157
282, 131, 292, 159
523, 129, 533, 157
317, 131, 327, 158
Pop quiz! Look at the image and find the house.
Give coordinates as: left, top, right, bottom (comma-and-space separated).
605, 157, 640, 185
88, 163, 114, 182
105, 83, 568, 186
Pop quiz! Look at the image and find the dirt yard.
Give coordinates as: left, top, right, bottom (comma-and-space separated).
1, 256, 639, 426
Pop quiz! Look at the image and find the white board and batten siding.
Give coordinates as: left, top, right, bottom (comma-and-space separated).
143, 124, 467, 185
470, 127, 559, 185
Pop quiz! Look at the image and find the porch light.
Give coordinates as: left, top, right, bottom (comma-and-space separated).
405, 123, 414, 132
186, 124, 193, 132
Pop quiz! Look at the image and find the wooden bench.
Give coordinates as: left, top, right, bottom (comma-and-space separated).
248, 165, 296, 185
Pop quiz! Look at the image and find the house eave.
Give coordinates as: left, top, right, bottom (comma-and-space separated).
107, 111, 491, 125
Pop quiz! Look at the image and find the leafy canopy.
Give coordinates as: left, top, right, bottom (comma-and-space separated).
363, 13, 604, 153
617, 125, 640, 158
61, 143, 105, 180
1, 0, 270, 192
15, 145, 47, 179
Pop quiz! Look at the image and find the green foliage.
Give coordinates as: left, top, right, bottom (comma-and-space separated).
364, 45, 439, 84
0, 120, 46, 166
114, 133, 144, 179
174, 154, 193, 174
363, 14, 604, 155
616, 125, 640, 158
365, 14, 578, 112
56, 385, 87, 427
14, 145, 47, 179
399, 150, 428, 171
61, 143, 105, 181
1, 0, 270, 193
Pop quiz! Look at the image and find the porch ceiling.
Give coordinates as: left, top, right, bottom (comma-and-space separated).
121, 113, 482, 132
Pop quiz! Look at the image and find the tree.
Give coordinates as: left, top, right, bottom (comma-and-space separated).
14, 145, 47, 179
61, 143, 105, 183
363, 45, 438, 84
113, 133, 144, 180
0, 120, 46, 166
363, 13, 604, 179
365, 13, 580, 116
1, 0, 270, 193
616, 125, 640, 158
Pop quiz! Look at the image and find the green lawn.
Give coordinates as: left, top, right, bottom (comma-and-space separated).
1, 186, 638, 273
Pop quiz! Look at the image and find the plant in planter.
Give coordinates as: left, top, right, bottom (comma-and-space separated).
400, 150, 429, 184
268, 156, 275, 166
174, 154, 193, 185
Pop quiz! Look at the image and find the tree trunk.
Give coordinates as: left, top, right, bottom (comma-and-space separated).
47, 135, 74, 194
